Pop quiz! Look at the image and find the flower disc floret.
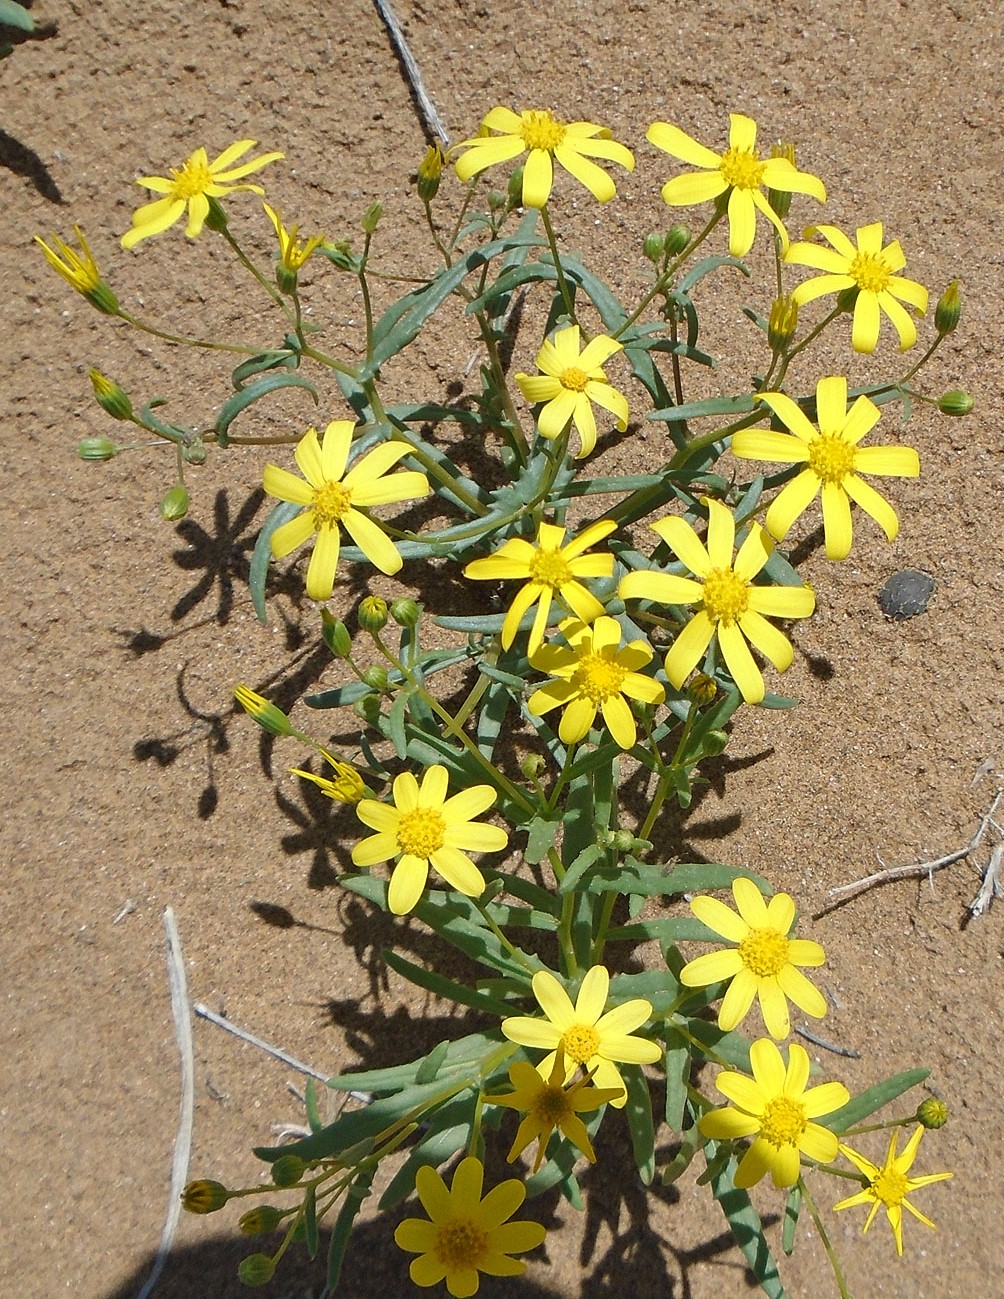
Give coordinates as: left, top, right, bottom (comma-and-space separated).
515, 325, 629, 459
834, 1126, 952, 1255
453, 106, 634, 208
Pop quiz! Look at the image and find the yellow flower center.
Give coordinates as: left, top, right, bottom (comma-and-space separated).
312, 480, 353, 528
571, 652, 627, 704
395, 807, 447, 858
871, 1166, 910, 1208
433, 1217, 489, 1270
849, 251, 892, 294
738, 927, 791, 978
519, 110, 567, 153
169, 155, 214, 199
561, 1023, 601, 1064
533, 1085, 575, 1125
759, 1095, 808, 1149
719, 147, 767, 191
559, 366, 590, 392
529, 547, 574, 590
701, 567, 749, 625
807, 432, 856, 485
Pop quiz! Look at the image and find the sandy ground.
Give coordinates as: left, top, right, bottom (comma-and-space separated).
3, 1, 1003, 1297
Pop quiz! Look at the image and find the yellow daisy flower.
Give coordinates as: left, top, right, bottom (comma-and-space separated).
501, 965, 661, 1108
834, 1126, 952, 1256
785, 221, 929, 353
121, 139, 284, 248
262, 420, 430, 602
290, 749, 369, 804
463, 519, 616, 655
453, 106, 634, 208
351, 764, 508, 916
394, 1156, 546, 1296
34, 226, 118, 313
485, 1051, 623, 1173
262, 202, 325, 280
680, 877, 827, 1039
515, 325, 629, 459
618, 498, 815, 706
733, 375, 920, 560
700, 1038, 850, 1188
647, 112, 826, 257
527, 615, 665, 751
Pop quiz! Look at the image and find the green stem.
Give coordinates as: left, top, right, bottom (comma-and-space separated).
539, 204, 577, 326
116, 309, 274, 356
799, 1178, 853, 1299
218, 224, 294, 319
368, 390, 489, 517
472, 897, 539, 974
614, 210, 724, 339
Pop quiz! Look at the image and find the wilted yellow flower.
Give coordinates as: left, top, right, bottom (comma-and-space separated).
647, 113, 826, 256
515, 324, 628, 459
528, 615, 665, 751
263, 202, 325, 285
700, 1039, 849, 1188
618, 499, 815, 705
785, 221, 929, 352
394, 1156, 546, 1296
501, 965, 661, 1108
680, 877, 827, 1039
463, 518, 616, 654
121, 139, 284, 248
34, 226, 118, 313
454, 106, 634, 208
263, 420, 430, 601
290, 749, 368, 804
834, 1127, 952, 1255
733, 375, 920, 559
351, 764, 508, 915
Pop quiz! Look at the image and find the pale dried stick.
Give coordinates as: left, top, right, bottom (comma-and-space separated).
373, 0, 451, 146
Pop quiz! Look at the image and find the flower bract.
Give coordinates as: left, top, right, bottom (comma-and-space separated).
618, 498, 815, 705
454, 106, 634, 208
394, 1156, 546, 1297
733, 376, 920, 559
527, 615, 665, 751
680, 876, 827, 1038
485, 1051, 623, 1173
351, 764, 508, 915
700, 1038, 849, 1188
785, 221, 929, 352
647, 113, 826, 256
263, 420, 430, 601
463, 519, 616, 654
34, 226, 118, 313
515, 325, 629, 459
290, 749, 369, 804
501, 965, 661, 1108
834, 1126, 952, 1256
121, 139, 284, 248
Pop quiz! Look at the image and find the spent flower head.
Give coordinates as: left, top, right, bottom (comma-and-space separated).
463, 518, 616, 655
351, 764, 508, 915
618, 498, 815, 705
516, 325, 629, 459
394, 1155, 546, 1297
290, 749, 369, 804
263, 420, 430, 601
733, 375, 920, 560
121, 139, 284, 248
785, 221, 929, 352
263, 201, 325, 288
680, 876, 827, 1039
834, 1126, 952, 1256
35, 226, 119, 313
700, 1038, 850, 1188
647, 112, 826, 256
454, 106, 634, 208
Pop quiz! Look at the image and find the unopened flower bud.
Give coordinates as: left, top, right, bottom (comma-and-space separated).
416, 143, 444, 202
182, 440, 207, 465
506, 166, 525, 209
77, 436, 118, 461
768, 295, 799, 351
390, 597, 421, 629
159, 484, 189, 521
358, 595, 389, 633
688, 673, 718, 706
361, 665, 390, 691
204, 197, 229, 233
916, 1097, 949, 1129
321, 609, 352, 659
237, 1254, 276, 1287
486, 189, 506, 212
520, 753, 546, 780
239, 1205, 285, 1236
766, 142, 796, 219
356, 693, 382, 724
89, 369, 133, 420
182, 1179, 230, 1214
934, 280, 961, 335
361, 201, 383, 235
233, 684, 295, 737
701, 729, 729, 758
643, 232, 665, 262
664, 224, 691, 257
938, 389, 973, 417
270, 1154, 307, 1188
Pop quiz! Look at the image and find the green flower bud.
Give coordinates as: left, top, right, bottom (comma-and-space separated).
181, 1179, 230, 1214
358, 595, 389, 633
239, 1205, 285, 1236
417, 143, 444, 202
321, 239, 357, 272
233, 684, 295, 737
767, 294, 799, 351
361, 201, 383, 234
321, 609, 353, 659
237, 1254, 276, 1287
204, 197, 229, 233
938, 389, 974, 416
687, 673, 718, 706
77, 436, 118, 461
664, 224, 691, 257
390, 597, 421, 629
182, 440, 207, 465
643, 232, 665, 262
361, 665, 390, 691
356, 692, 382, 724
916, 1097, 949, 1129
519, 753, 546, 780
89, 369, 133, 421
701, 729, 729, 758
506, 166, 525, 209
934, 280, 961, 334
766, 142, 796, 219
486, 189, 506, 212
159, 484, 189, 521
270, 1154, 306, 1188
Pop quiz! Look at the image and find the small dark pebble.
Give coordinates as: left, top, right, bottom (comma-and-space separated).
878, 570, 936, 620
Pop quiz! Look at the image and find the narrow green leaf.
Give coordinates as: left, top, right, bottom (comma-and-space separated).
606, 917, 722, 944
825, 1068, 930, 1133
706, 1147, 788, 1299
304, 1078, 323, 1134
250, 500, 300, 622
215, 372, 317, 448
661, 1118, 702, 1185
386, 691, 409, 758
525, 813, 561, 865
302, 1183, 319, 1258
624, 1066, 656, 1185
327, 1167, 374, 1287
557, 843, 604, 894
663, 1030, 690, 1134
782, 1182, 802, 1256
415, 1040, 450, 1085
383, 948, 513, 1017
0, 2, 34, 31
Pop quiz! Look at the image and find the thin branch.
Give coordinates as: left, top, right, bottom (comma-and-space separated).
193, 1001, 330, 1082
373, 0, 451, 146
